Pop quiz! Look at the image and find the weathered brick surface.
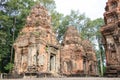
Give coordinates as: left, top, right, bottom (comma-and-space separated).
61, 27, 98, 76
13, 4, 60, 75
100, 0, 120, 77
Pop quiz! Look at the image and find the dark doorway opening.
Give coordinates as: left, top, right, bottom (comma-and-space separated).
50, 54, 56, 71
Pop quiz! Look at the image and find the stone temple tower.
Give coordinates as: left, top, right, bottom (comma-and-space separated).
61, 26, 98, 76
13, 5, 60, 76
101, 0, 120, 77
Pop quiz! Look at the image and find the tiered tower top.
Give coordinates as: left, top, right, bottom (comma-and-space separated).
104, 0, 120, 25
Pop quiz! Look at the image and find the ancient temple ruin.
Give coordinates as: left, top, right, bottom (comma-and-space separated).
81, 40, 98, 76
13, 5, 60, 75
13, 4, 98, 77
61, 26, 98, 76
61, 26, 85, 75
101, 0, 120, 77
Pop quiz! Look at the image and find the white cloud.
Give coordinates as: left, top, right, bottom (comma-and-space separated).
55, 0, 107, 20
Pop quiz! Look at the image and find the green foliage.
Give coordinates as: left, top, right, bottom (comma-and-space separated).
45, 47, 48, 51
91, 18, 105, 76
4, 63, 13, 71
57, 10, 90, 40
51, 11, 63, 32
19, 32, 25, 35
36, 0, 56, 12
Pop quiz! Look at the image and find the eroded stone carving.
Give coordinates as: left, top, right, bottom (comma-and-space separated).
101, 0, 120, 77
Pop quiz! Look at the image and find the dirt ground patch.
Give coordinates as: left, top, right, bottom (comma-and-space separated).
2, 77, 120, 80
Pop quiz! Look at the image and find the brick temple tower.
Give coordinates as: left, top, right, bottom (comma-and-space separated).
101, 0, 120, 77
61, 26, 98, 76
13, 5, 60, 76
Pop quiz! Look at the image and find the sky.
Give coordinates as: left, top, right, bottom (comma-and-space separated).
55, 0, 107, 20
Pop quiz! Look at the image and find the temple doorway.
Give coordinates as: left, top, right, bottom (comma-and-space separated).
50, 54, 56, 72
